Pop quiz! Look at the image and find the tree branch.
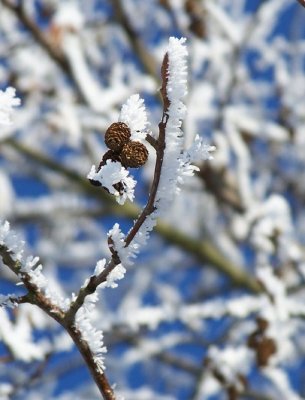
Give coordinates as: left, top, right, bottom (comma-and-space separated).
64, 324, 115, 400
123, 53, 169, 248
0, 243, 115, 400
65, 53, 170, 322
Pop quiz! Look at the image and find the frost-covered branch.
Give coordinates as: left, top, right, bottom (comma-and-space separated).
69, 38, 214, 320
1, 2, 304, 397
0, 221, 65, 319
65, 47, 172, 322
0, 220, 115, 400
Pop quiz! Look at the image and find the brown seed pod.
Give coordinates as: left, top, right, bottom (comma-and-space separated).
121, 141, 149, 168
104, 122, 131, 153
99, 150, 122, 169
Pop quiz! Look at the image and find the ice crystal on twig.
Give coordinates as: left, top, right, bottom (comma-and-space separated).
178, 135, 216, 186
0, 220, 24, 261
0, 221, 69, 311
108, 223, 133, 265
0, 294, 18, 309
186, 135, 216, 162
75, 292, 107, 372
156, 37, 188, 208
93, 257, 126, 289
119, 94, 149, 142
87, 161, 136, 205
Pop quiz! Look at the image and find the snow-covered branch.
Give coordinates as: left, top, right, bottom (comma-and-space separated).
1, 2, 305, 399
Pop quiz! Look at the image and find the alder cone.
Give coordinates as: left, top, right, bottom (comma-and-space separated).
99, 150, 122, 169
104, 122, 131, 152
121, 141, 148, 168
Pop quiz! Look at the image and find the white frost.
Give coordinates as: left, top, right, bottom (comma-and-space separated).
0, 294, 18, 309
119, 94, 149, 142
107, 37, 214, 269
53, 3, 84, 31
0, 87, 20, 126
0, 307, 49, 362
263, 367, 303, 400
207, 345, 252, 390
75, 292, 107, 372
93, 257, 126, 289
0, 221, 70, 312
87, 161, 136, 205
0, 220, 24, 261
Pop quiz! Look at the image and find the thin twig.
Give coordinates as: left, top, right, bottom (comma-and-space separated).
145, 133, 158, 150
64, 324, 115, 400
124, 53, 169, 247
0, 245, 65, 321
65, 53, 170, 322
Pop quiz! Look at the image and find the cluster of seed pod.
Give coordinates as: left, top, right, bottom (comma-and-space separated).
89, 122, 149, 190
104, 122, 148, 168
